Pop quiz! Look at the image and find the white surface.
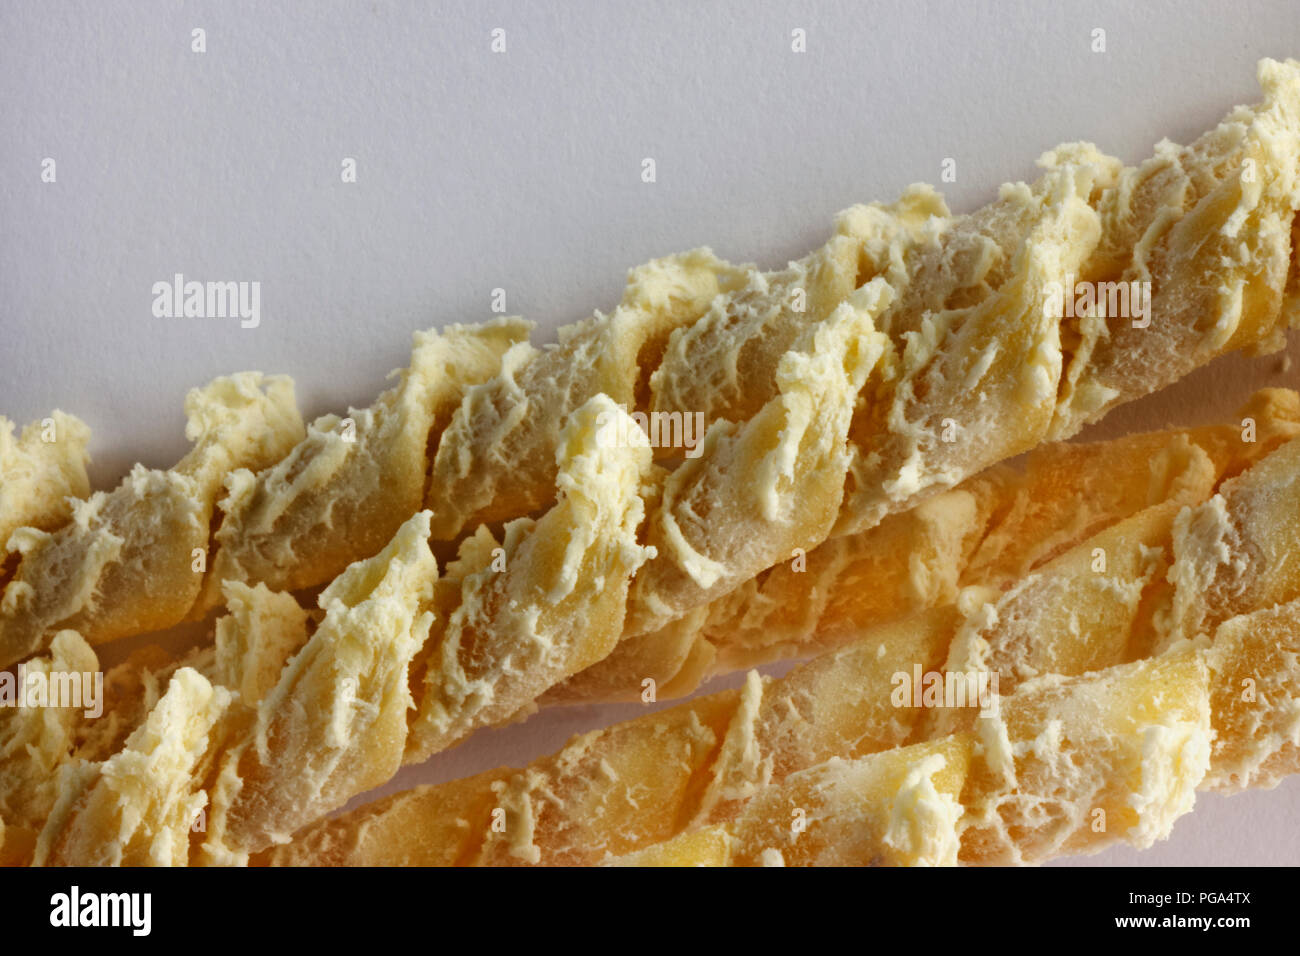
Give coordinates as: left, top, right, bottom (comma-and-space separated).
2, 0, 1298, 866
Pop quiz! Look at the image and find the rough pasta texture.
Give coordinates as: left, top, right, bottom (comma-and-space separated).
0, 374, 304, 667
0, 322, 524, 670
548, 389, 1299, 703
263, 436, 1300, 866
610, 650, 1211, 867
609, 736, 974, 867
622, 282, 893, 635
1203, 601, 1300, 793
837, 58, 1300, 539
425, 250, 746, 539
12, 308, 898, 861
0, 410, 91, 550
9, 339, 1300, 868
21, 397, 661, 864
35, 667, 232, 866
421, 57, 1300, 568
2, 60, 1299, 868
0, 630, 98, 865
611, 59, 1300, 644
196, 319, 529, 610
403, 394, 658, 762
3, 61, 1296, 681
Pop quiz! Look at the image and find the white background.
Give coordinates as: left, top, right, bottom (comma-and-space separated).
2, 0, 1297, 866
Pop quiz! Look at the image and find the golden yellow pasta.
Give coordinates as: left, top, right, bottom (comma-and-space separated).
610, 649, 1211, 867
23, 396, 661, 863
0, 374, 303, 667
4, 59, 1299, 869
550, 389, 1299, 704
5, 61, 1297, 684
263, 435, 1300, 866
196, 319, 529, 609
425, 250, 746, 539
0, 321, 523, 670
0, 410, 91, 550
